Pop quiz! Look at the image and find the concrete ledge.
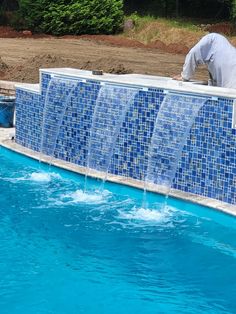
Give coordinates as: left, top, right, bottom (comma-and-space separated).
0, 127, 15, 142
1, 138, 236, 217
40, 68, 236, 99
0, 80, 39, 96
0, 80, 17, 96
15, 83, 40, 94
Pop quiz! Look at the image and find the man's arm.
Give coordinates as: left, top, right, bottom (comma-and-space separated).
174, 34, 212, 81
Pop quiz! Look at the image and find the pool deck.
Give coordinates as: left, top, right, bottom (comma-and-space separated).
1, 126, 236, 217
0, 127, 15, 142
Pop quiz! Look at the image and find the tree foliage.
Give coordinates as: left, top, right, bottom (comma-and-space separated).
124, 0, 231, 19
232, 0, 236, 19
0, 0, 18, 10
18, 0, 124, 34
0, 0, 236, 33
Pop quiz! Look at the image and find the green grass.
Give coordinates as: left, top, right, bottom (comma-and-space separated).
125, 13, 204, 32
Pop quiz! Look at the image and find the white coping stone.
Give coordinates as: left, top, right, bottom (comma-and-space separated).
38, 68, 236, 99
0, 80, 17, 90
15, 83, 40, 94
13, 68, 236, 99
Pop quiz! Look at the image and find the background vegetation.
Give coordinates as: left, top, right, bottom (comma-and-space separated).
17, 0, 124, 34
124, 0, 232, 19
0, 0, 235, 35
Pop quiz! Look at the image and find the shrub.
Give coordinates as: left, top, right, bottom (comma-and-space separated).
18, 0, 46, 31
18, 0, 124, 35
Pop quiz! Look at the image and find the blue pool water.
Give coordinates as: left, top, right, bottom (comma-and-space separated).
0, 147, 236, 314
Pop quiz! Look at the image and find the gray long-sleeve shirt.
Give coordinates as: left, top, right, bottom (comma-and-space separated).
181, 33, 236, 88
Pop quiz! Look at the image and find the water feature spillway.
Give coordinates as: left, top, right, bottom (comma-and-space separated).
15, 69, 236, 207
86, 84, 138, 182
145, 93, 206, 194
40, 77, 77, 161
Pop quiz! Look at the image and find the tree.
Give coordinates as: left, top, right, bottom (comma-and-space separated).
0, 0, 19, 10
124, 0, 231, 19
18, 0, 124, 34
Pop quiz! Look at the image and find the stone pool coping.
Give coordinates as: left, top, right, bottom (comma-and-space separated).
0, 127, 235, 217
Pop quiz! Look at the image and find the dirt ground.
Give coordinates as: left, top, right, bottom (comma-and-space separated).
0, 28, 209, 83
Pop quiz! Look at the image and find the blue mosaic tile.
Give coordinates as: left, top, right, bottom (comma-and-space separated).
15, 73, 236, 205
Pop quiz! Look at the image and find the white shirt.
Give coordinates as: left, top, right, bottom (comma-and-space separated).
181, 33, 236, 88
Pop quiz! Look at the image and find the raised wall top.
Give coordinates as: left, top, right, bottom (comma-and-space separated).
15, 67, 236, 99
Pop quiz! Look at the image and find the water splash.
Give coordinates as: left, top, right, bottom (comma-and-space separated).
119, 207, 169, 221
61, 189, 112, 204
0, 171, 61, 183
29, 172, 61, 183
118, 205, 176, 227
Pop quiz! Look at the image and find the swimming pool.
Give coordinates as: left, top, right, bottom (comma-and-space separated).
0, 147, 236, 314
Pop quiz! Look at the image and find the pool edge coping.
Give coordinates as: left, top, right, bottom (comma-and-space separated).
1, 139, 236, 217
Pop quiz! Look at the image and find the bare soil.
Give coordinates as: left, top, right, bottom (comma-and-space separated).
0, 27, 209, 83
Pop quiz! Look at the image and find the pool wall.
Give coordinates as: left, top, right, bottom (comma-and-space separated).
14, 69, 236, 205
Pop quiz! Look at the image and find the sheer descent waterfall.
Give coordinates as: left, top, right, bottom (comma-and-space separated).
86, 84, 138, 181
145, 92, 206, 194
40, 78, 77, 160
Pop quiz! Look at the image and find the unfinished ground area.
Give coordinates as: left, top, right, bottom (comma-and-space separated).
0, 27, 211, 83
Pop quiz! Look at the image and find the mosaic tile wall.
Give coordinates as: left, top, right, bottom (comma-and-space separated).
16, 89, 41, 151
15, 72, 236, 205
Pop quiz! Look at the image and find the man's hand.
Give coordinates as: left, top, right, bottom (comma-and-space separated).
172, 74, 183, 81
